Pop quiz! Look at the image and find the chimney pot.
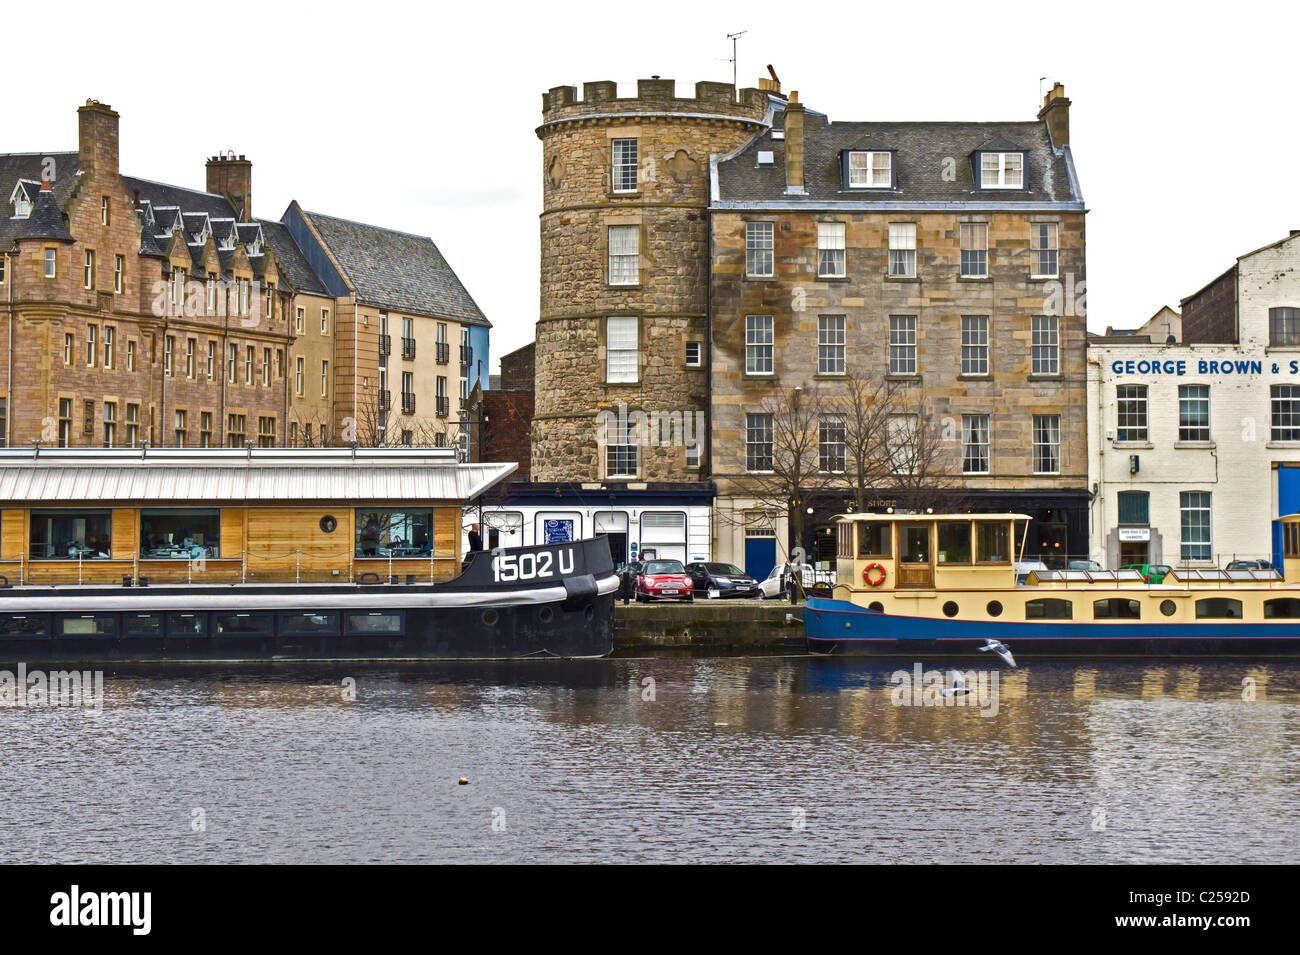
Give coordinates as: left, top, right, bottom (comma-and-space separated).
1038, 82, 1071, 148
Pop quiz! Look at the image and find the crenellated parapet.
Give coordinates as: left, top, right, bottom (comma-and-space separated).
540, 78, 769, 130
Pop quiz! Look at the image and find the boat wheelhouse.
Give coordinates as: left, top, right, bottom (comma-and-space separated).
0, 448, 617, 661
804, 512, 1300, 656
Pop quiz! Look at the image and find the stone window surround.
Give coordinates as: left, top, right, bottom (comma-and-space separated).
604, 217, 644, 288
599, 312, 644, 386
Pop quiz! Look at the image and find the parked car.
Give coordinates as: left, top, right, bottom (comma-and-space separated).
635, 559, 694, 602
685, 562, 761, 598
616, 561, 644, 601
1014, 559, 1050, 584
757, 563, 836, 600
1121, 563, 1172, 584
1225, 559, 1277, 572
1067, 559, 1103, 572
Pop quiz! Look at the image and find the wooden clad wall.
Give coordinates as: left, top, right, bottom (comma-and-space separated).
1, 510, 26, 561
111, 508, 139, 560
435, 506, 460, 561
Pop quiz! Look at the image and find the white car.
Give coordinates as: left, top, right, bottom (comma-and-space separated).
758, 563, 836, 599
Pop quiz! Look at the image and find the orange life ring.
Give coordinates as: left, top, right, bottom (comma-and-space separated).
862, 563, 887, 587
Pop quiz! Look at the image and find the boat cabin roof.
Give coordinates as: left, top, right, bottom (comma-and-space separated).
0, 448, 517, 506
835, 512, 1031, 523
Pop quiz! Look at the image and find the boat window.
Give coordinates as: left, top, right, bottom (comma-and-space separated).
124, 613, 162, 637
214, 612, 274, 636
0, 615, 49, 638
1093, 598, 1141, 620
166, 613, 207, 637
29, 509, 112, 560
140, 509, 220, 560
1264, 598, 1300, 619
1195, 597, 1243, 620
1026, 597, 1073, 620
901, 526, 929, 563
55, 614, 117, 637
278, 611, 341, 636
976, 522, 1010, 563
346, 611, 404, 635
857, 523, 890, 557
937, 522, 971, 564
356, 510, 436, 559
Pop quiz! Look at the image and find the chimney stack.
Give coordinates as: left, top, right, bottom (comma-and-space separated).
783, 91, 805, 195
77, 100, 120, 175
1038, 82, 1070, 148
206, 152, 253, 220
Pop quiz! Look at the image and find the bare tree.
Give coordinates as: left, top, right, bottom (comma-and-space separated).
738, 386, 848, 556
875, 389, 963, 515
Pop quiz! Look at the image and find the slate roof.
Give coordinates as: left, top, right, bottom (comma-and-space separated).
715, 111, 1082, 207
258, 218, 326, 296
0, 151, 78, 248
300, 210, 489, 326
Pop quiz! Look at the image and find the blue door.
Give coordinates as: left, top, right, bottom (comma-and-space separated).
744, 537, 777, 583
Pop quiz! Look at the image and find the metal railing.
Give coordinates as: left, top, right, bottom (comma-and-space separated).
379, 334, 392, 357
436, 341, 450, 364
401, 392, 416, 415
4, 548, 461, 588
402, 337, 416, 359
435, 395, 449, 417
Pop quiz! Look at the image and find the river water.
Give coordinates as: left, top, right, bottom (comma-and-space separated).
0, 656, 1296, 863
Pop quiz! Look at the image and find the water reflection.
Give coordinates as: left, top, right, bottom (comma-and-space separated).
0, 658, 1295, 863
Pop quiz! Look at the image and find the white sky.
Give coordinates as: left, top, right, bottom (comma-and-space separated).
7, 1, 1299, 372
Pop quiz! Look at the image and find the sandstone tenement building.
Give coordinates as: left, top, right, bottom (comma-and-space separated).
711, 82, 1088, 567
1, 100, 489, 451
514, 76, 1089, 573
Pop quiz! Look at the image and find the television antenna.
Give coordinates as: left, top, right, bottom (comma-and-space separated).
726, 30, 747, 90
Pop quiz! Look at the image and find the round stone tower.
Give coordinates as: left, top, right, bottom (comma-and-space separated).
532, 77, 770, 482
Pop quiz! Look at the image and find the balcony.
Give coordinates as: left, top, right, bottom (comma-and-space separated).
436, 395, 449, 417
460, 344, 472, 366
379, 334, 392, 358
402, 337, 417, 360
436, 341, 450, 364
401, 392, 416, 415
378, 390, 391, 415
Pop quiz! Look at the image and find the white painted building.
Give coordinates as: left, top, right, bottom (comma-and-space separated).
464, 492, 713, 567
1088, 232, 1300, 569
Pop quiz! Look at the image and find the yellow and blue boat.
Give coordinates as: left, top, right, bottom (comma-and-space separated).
804, 512, 1300, 656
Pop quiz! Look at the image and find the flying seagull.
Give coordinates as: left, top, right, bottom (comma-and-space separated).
940, 669, 972, 697
977, 638, 1017, 668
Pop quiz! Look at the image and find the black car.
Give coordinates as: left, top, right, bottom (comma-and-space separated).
685, 562, 761, 598
616, 561, 643, 600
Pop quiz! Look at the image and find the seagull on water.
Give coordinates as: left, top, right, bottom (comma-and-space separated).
940, 669, 972, 697
977, 638, 1017, 668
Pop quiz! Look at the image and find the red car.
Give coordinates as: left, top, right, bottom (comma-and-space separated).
635, 559, 694, 603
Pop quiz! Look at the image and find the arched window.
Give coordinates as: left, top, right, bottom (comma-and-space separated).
1093, 598, 1141, 620
1264, 598, 1300, 619
1195, 598, 1242, 619
1026, 597, 1073, 620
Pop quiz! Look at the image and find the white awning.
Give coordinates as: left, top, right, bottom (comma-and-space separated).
0, 449, 516, 505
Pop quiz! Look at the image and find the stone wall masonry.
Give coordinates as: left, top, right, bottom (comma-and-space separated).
709, 209, 1088, 497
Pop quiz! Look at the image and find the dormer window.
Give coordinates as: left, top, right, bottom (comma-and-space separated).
9, 182, 35, 218
846, 151, 892, 189
979, 151, 1024, 189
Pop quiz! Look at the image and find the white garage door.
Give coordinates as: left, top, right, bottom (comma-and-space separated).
640, 511, 686, 562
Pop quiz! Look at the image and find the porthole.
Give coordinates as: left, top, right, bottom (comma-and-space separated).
538, 607, 554, 624
942, 601, 959, 618
868, 601, 885, 613
320, 515, 338, 533
481, 609, 499, 627
986, 600, 1003, 618
1161, 599, 1177, 617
